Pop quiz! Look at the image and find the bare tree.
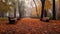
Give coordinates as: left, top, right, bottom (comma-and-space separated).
40, 0, 45, 19
18, 1, 21, 18
33, 0, 39, 17
12, 1, 16, 18
52, 0, 56, 20
18, 0, 25, 18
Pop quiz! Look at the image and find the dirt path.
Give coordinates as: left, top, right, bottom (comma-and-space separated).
0, 18, 60, 34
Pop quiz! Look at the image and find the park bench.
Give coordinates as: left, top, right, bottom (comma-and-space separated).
8, 17, 17, 24
41, 17, 50, 22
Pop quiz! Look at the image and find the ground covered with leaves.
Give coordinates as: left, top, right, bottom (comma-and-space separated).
0, 18, 60, 34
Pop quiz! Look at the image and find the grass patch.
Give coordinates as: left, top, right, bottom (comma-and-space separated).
0, 17, 8, 21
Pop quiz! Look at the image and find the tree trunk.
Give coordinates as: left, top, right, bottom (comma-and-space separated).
40, 0, 45, 19
33, 0, 39, 17
1, 12, 4, 18
44, 10, 47, 17
52, 0, 56, 20
13, 2, 16, 18
14, 8, 16, 18
18, 1, 22, 19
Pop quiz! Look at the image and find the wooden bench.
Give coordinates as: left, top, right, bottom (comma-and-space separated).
8, 17, 17, 24
41, 17, 50, 22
